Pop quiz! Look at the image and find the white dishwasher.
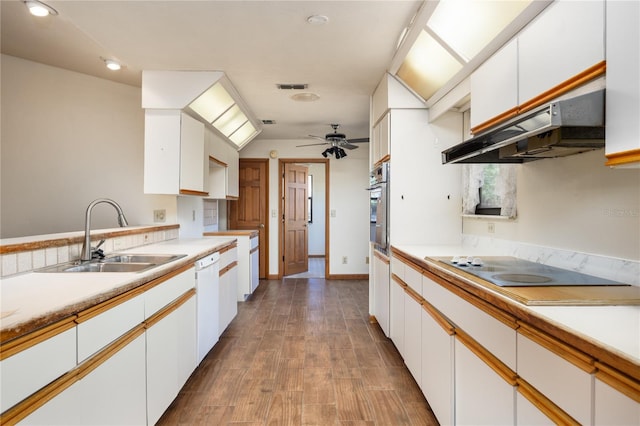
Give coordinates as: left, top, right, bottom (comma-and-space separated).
195, 252, 220, 365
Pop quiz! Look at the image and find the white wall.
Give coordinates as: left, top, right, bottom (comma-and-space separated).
463, 149, 640, 260
0, 55, 176, 238
239, 139, 370, 276
307, 163, 326, 256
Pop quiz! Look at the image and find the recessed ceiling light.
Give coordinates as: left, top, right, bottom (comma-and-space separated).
24, 0, 58, 17
290, 92, 320, 102
104, 59, 122, 71
307, 15, 329, 25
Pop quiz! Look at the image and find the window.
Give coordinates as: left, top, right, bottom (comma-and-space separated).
476, 164, 501, 215
307, 174, 313, 223
462, 164, 517, 218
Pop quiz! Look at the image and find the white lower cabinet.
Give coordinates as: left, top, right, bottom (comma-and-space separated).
0, 326, 77, 414
420, 303, 454, 426
372, 251, 390, 337
594, 376, 640, 425
21, 333, 147, 426
517, 328, 593, 425
455, 337, 516, 425
219, 262, 238, 336
403, 287, 422, 386
389, 275, 405, 355
515, 391, 555, 425
146, 295, 197, 425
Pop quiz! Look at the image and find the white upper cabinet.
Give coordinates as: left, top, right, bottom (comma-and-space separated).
470, 39, 518, 130
605, 0, 640, 167
144, 110, 206, 195
518, 0, 604, 103
207, 132, 240, 199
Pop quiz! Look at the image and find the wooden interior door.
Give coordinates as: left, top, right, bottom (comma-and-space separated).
228, 159, 268, 279
283, 163, 308, 276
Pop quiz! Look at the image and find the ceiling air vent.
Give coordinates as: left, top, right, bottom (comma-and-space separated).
261, 119, 277, 125
276, 83, 308, 90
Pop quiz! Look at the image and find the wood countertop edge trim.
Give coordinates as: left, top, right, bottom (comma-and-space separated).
594, 361, 640, 403
1, 241, 233, 346
391, 247, 640, 383
0, 225, 180, 254
204, 230, 258, 237
516, 378, 581, 425
455, 327, 518, 386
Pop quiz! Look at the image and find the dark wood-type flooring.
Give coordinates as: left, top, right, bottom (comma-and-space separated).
157, 278, 439, 425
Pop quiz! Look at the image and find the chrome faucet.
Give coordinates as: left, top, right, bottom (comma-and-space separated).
80, 198, 129, 262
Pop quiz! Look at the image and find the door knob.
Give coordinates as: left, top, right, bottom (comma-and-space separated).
259, 224, 265, 228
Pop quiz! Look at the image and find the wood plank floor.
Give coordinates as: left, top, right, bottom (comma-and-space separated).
157, 278, 439, 425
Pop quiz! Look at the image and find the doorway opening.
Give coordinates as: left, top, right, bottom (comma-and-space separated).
279, 158, 329, 279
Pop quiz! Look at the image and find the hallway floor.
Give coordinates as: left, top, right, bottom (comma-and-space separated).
157, 278, 439, 425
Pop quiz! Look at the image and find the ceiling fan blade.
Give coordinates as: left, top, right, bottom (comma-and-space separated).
296, 142, 328, 147
341, 142, 359, 150
346, 137, 369, 143
308, 135, 326, 141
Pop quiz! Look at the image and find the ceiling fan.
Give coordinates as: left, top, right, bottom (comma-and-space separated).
296, 124, 369, 159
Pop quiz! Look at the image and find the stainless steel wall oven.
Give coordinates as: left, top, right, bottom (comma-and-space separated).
368, 162, 389, 253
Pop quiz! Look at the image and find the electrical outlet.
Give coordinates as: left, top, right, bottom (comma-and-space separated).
342, 256, 348, 264
272, 209, 277, 218
192, 210, 196, 221
153, 209, 166, 223
488, 222, 495, 233
330, 209, 336, 217
365, 256, 369, 264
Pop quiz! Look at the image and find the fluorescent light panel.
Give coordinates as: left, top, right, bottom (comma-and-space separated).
189, 82, 234, 123
428, 0, 531, 61
213, 104, 247, 137
229, 121, 257, 146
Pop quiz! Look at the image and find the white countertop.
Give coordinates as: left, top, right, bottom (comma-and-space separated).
1, 238, 235, 341
392, 244, 640, 365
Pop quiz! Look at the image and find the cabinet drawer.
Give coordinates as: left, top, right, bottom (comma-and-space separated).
220, 246, 238, 269
390, 256, 405, 281
517, 327, 594, 425
77, 293, 145, 362
422, 274, 517, 370
404, 262, 422, 294
1, 326, 77, 412
145, 267, 195, 319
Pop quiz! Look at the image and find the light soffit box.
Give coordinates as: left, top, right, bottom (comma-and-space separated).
141, 70, 262, 150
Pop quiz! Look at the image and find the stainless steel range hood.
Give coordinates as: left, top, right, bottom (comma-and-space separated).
442, 90, 605, 164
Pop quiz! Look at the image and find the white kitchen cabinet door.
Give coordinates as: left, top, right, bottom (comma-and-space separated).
605, 0, 640, 164
145, 267, 195, 319
420, 304, 454, 426
21, 334, 147, 426
389, 275, 405, 356
470, 39, 518, 130
179, 113, 206, 193
77, 293, 145, 362
219, 264, 238, 335
234, 235, 259, 301
147, 295, 197, 426
377, 113, 390, 163
517, 330, 593, 425
372, 251, 390, 337
250, 238, 259, 294
455, 337, 516, 425
1, 327, 77, 413
594, 376, 640, 425
518, 0, 604, 103
144, 110, 206, 195
402, 288, 422, 388
422, 273, 517, 370
516, 391, 556, 425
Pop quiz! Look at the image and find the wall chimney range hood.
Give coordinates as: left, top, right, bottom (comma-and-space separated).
441, 90, 605, 164
142, 71, 261, 150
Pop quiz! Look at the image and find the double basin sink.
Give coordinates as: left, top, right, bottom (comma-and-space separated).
36, 254, 187, 273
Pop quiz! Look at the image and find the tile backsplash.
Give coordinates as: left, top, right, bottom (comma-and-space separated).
0, 226, 179, 277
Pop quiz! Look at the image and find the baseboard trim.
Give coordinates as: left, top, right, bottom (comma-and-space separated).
267, 274, 280, 280
326, 274, 369, 280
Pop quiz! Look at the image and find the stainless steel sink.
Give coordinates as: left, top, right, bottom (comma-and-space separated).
62, 262, 156, 273
102, 254, 185, 264
35, 253, 187, 273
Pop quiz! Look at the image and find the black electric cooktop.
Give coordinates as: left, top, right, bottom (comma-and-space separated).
438, 256, 627, 287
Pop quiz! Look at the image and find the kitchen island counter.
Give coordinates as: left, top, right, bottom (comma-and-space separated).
0, 238, 236, 344
392, 244, 640, 383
